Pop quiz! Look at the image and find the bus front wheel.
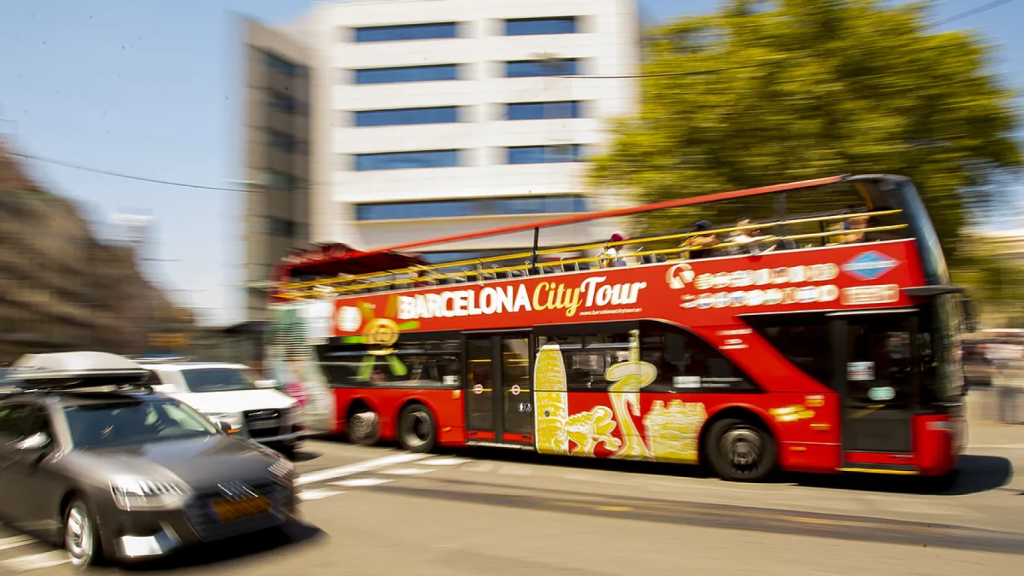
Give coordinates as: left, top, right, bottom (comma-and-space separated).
706, 417, 776, 482
398, 403, 436, 453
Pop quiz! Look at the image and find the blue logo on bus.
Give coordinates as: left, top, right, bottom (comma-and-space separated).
842, 251, 899, 281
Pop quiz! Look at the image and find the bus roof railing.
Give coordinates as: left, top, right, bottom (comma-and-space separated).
274, 207, 908, 299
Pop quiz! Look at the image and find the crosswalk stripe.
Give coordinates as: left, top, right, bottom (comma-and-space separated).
1, 550, 70, 572
298, 452, 432, 486
0, 536, 34, 552
330, 478, 392, 488
419, 457, 467, 466
382, 467, 433, 476
299, 489, 345, 501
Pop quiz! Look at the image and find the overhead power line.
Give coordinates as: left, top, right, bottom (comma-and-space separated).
934, 0, 1016, 26
9, 151, 250, 192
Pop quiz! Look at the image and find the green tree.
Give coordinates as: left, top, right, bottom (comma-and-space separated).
590, 0, 1021, 259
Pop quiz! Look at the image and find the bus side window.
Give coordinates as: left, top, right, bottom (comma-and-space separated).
640, 321, 756, 392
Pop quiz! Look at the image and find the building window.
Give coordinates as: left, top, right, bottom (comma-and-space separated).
353, 22, 459, 43
505, 17, 577, 36
507, 144, 584, 164
268, 130, 297, 153
354, 106, 459, 127
506, 101, 582, 120
353, 150, 460, 171
353, 64, 460, 85
505, 59, 578, 78
639, 321, 757, 393
269, 91, 302, 114
260, 170, 297, 190
264, 52, 306, 77
355, 195, 587, 221
267, 217, 297, 237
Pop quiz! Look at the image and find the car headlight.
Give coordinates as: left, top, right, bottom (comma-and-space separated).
204, 412, 244, 433
269, 457, 295, 480
109, 477, 190, 511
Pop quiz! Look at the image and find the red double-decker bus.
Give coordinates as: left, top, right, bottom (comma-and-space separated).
266, 175, 969, 482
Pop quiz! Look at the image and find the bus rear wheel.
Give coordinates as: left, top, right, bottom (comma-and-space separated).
706, 417, 776, 482
346, 406, 380, 446
397, 403, 436, 453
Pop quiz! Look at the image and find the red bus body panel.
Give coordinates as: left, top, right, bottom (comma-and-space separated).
308, 239, 955, 476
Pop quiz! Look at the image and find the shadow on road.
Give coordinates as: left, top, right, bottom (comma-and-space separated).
789, 455, 1013, 495
291, 449, 322, 463
430, 446, 1013, 496
120, 521, 325, 572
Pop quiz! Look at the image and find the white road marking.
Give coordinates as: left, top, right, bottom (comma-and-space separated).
331, 478, 392, 488
382, 467, 433, 476
298, 452, 432, 486
299, 489, 345, 501
420, 457, 468, 466
0, 536, 35, 552
969, 444, 1024, 450
1, 550, 70, 572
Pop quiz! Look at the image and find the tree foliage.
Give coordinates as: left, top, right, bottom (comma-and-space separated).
590, 0, 1021, 259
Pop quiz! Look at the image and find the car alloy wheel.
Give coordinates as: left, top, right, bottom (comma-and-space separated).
65, 500, 95, 567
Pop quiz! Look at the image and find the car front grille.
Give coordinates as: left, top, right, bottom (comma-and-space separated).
183, 480, 290, 542
244, 408, 292, 439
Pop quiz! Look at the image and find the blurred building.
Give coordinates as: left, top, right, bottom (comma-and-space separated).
0, 143, 192, 362
240, 0, 641, 320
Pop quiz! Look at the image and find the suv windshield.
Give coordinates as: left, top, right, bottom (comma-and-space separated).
181, 368, 258, 393
64, 399, 217, 448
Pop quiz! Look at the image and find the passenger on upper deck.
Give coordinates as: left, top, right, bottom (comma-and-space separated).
726, 215, 778, 256
842, 214, 871, 244
601, 231, 629, 268
681, 221, 720, 259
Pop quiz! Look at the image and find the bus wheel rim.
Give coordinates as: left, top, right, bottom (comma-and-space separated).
721, 428, 762, 470
403, 411, 431, 447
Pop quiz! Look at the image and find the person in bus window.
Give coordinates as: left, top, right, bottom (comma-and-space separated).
681, 221, 720, 259
601, 231, 629, 267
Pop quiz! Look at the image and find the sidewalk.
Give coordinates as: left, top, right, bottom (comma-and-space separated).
967, 421, 1024, 449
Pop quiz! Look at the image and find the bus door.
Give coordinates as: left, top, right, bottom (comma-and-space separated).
834, 310, 919, 466
464, 332, 535, 447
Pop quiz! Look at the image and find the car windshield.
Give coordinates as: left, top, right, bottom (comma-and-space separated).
181, 368, 259, 393
64, 399, 218, 448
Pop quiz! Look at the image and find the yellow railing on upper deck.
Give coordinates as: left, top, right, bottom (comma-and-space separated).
274, 209, 908, 300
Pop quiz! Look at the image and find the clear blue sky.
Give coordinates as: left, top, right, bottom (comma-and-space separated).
1, 0, 1021, 326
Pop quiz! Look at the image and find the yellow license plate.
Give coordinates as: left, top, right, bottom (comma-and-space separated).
209, 496, 272, 522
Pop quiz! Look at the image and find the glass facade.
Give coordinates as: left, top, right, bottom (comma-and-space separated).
354, 64, 460, 85
506, 101, 582, 120
505, 17, 578, 36
355, 195, 587, 221
354, 106, 460, 127
268, 130, 297, 153
264, 52, 306, 77
505, 59, 578, 78
353, 150, 461, 171
507, 145, 584, 164
354, 22, 459, 43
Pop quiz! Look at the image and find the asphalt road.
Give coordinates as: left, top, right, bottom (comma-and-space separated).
4, 428, 1024, 575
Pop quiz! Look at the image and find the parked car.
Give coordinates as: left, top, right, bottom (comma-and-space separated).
136, 360, 304, 456
0, 352, 298, 566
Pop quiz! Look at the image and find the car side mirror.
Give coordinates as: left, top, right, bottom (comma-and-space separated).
218, 421, 235, 433
16, 432, 50, 452
254, 379, 277, 389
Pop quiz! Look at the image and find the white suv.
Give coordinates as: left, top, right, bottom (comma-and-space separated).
139, 361, 304, 455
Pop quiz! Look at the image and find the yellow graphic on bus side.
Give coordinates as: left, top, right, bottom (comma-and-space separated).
534, 345, 570, 456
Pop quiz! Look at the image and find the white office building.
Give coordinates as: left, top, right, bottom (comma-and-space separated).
241, 0, 641, 318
